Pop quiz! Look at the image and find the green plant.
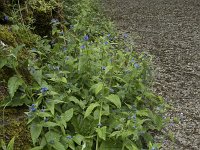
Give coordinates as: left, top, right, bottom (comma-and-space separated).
0, 136, 15, 150
0, 0, 168, 149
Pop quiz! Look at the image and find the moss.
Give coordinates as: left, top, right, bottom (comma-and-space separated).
0, 107, 32, 150
0, 25, 17, 46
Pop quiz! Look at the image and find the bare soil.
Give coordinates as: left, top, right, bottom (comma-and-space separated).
101, 0, 200, 149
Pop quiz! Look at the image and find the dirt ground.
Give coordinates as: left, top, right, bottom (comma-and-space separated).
101, 0, 200, 149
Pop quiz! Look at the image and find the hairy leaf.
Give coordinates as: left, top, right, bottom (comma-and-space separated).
84, 103, 100, 118
8, 76, 23, 98
30, 124, 42, 145
105, 94, 121, 108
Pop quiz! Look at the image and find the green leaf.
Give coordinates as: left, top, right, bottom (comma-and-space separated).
45, 131, 61, 144
124, 139, 138, 150
30, 124, 42, 145
69, 96, 85, 109
12, 44, 25, 58
136, 109, 149, 117
31, 70, 42, 85
84, 103, 100, 118
95, 82, 103, 95
105, 94, 121, 108
99, 140, 122, 150
62, 108, 74, 122
42, 122, 58, 127
8, 76, 23, 98
30, 146, 43, 150
46, 100, 55, 115
37, 112, 52, 117
105, 65, 113, 74
7, 136, 15, 150
90, 82, 103, 95
0, 139, 6, 150
52, 141, 66, 150
73, 134, 84, 145
0, 58, 7, 69
60, 77, 67, 83
96, 126, 107, 140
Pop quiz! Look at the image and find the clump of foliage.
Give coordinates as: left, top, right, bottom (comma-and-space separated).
0, 0, 167, 149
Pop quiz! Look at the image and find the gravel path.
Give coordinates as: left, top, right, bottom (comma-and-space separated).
101, 0, 200, 149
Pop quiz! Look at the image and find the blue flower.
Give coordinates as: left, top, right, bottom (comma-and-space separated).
132, 114, 136, 120
134, 63, 140, 69
51, 18, 58, 24
104, 41, 108, 45
109, 88, 114, 93
151, 147, 156, 150
130, 58, 135, 63
3, 16, 9, 22
41, 106, 45, 112
44, 117, 48, 122
80, 45, 86, 49
65, 56, 70, 60
101, 66, 106, 70
63, 47, 67, 51
123, 33, 128, 39
40, 87, 48, 93
83, 35, 89, 41
31, 48, 37, 51
107, 34, 111, 37
54, 66, 60, 71
66, 135, 73, 139
70, 25, 74, 29
29, 104, 37, 112
59, 31, 64, 36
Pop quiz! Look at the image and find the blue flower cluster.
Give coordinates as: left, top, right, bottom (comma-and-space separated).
3, 16, 9, 22
66, 135, 73, 139
40, 87, 48, 93
80, 45, 86, 49
83, 35, 89, 41
29, 104, 37, 112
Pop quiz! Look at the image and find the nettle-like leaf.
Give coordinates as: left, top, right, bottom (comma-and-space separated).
52, 141, 66, 150
8, 76, 23, 98
45, 131, 62, 145
30, 146, 44, 150
0, 58, 7, 69
7, 136, 15, 150
31, 70, 42, 85
104, 65, 113, 74
69, 96, 85, 109
96, 126, 107, 140
42, 122, 58, 127
105, 94, 121, 108
30, 124, 42, 145
46, 100, 55, 115
90, 82, 103, 95
62, 108, 74, 122
73, 134, 84, 145
84, 102, 100, 118
99, 139, 122, 150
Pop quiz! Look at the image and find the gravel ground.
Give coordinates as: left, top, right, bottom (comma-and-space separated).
101, 0, 200, 149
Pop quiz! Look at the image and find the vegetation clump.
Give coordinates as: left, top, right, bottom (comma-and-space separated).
0, 0, 168, 149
